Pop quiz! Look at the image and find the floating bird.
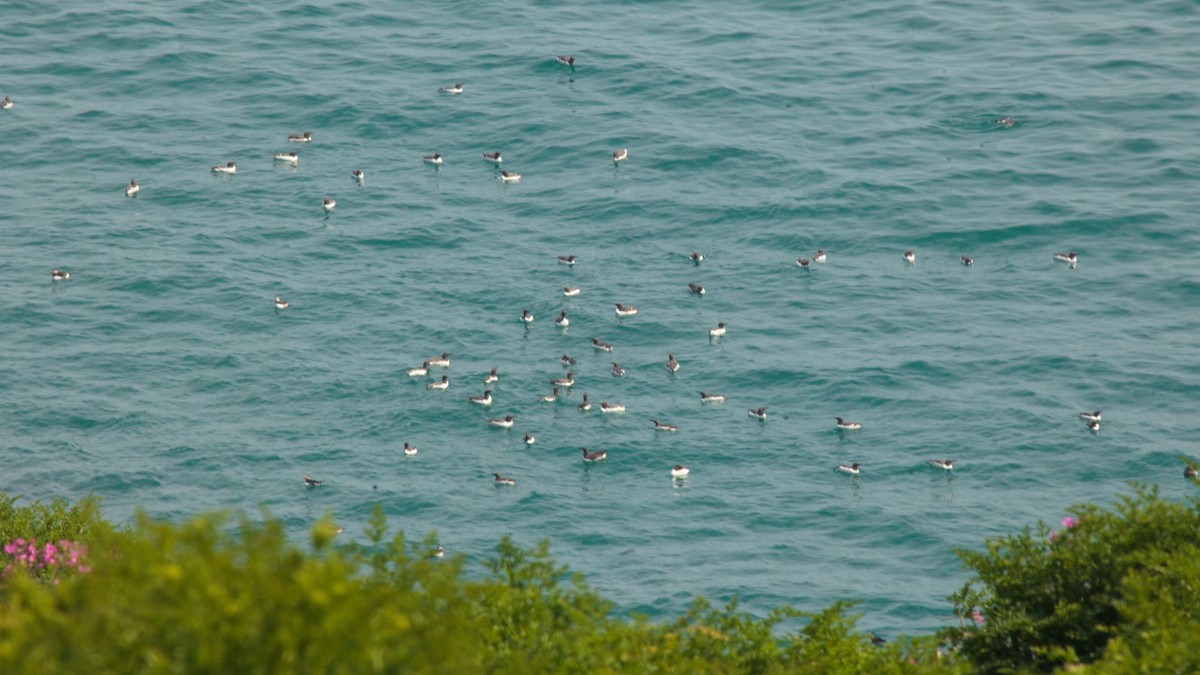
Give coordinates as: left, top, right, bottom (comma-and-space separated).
558, 255, 578, 266
577, 392, 591, 412
524, 433, 536, 445
748, 406, 767, 420
561, 354, 577, 366
582, 447, 608, 462
666, 353, 680, 372
615, 303, 638, 317
836, 417, 863, 431
592, 337, 613, 352
563, 287, 581, 297
870, 633, 887, 647
125, 178, 139, 197
813, 249, 827, 263
600, 401, 625, 414
550, 372, 575, 387
903, 249, 915, 264
407, 360, 431, 377
50, 269, 71, 282
521, 309, 535, 324
555, 310, 569, 328
1079, 411, 1102, 422
439, 83, 464, 94
403, 442, 418, 456
688, 283, 705, 296
351, 169, 365, 182
484, 368, 499, 384
961, 255, 973, 267
303, 475, 323, 487
796, 257, 810, 269
499, 170, 521, 182
539, 387, 559, 403
838, 463, 861, 476
0, 96, 12, 110
428, 352, 451, 368
690, 251, 705, 264
1186, 466, 1199, 480
429, 546, 445, 559
612, 148, 628, 163
928, 459, 954, 471
653, 419, 679, 432
212, 161, 237, 174
288, 131, 313, 142
489, 415, 515, 429
427, 375, 450, 390
273, 296, 289, 310
323, 197, 336, 212
708, 322, 726, 338
1087, 420, 1100, 433
671, 465, 690, 479
273, 151, 299, 165
995, 115, 1016, 128
468, 390, 493, 406
700, 391, 726, 403
423, 153, 443, 165
492, 473, 516, 486
482, 151, 502, 164
555, 55, 576, 67
1054, 252, 1078, 267
611, 362, 626, 377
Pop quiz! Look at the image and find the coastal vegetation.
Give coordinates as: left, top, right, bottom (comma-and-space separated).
1, 483, 1196, 673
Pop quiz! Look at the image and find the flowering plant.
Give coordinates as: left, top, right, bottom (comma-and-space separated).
3, 538, 90, 582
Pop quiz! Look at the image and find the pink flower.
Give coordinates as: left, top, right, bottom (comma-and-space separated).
972, 609, 985, 626
1062, 517, 1078, 529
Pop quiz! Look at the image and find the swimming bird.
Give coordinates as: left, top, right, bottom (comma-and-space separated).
423, 153, 443, 165
303, 475, 323, 487
558, 255, 578, 266
1079, 411, 1101, 422
555, 55, 576, 67
708, 322, 726, 338
615, 303, 638, 317
0, 96, 11, 110
125, 178, 140, 197
961, 255, 973, 267
592, 337, 613, 352
550, 372, 575, 388
482, 151, 502, 164
582, 447, 608, 462
903, 249, 915, 264
521, 309, 535, 324
428, 352, 451, 368
561, 354, 577, 366
796, 257, 810, 269
995, 115, 1016, 128
429, 546, 445, 559
838, 463, 861, 476
688, 283, 705, 296
273, 151, 299, 165
489, 415, 515, 428
613, 148, 628, 163
700, 391, 726, 403
439, 83, 464, 94
611, 362, 625, 377
555, 311, 569, 328
323, 197, 336, 212
427, 375, 450, 390
563, 287, 581, 297
288, 131, 313, 143
499, 170, 521, 182
1087, 420, 1100, 433
492, 473, 516, 486
870, 633, 887, 647
524, 433, 536, 445
539, 388, 559, 403
1186, 465, 1199, 480
748, 406, 767, 420
50, 269, 70, 281
600, 401, 625, 414
469, 390, 493, 406
653, 419, 679, 432
577, 391, 591, 412
407, 360, 431, 377
928, 459, 954, 471
1054, 252, 1078, 267
273, 296, 289, 310
212, 161, 236, 174
484, 368, 499, 384
671, 465, 690, 478
813, 249, 827, 263
690, 251, 705, 264
403, 442, 418, 456
835, 417, 863, 430
351, 169, 365, 182
666, 353, 680, 372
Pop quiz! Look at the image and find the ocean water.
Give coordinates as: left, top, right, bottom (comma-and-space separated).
3, 0, 1200, 637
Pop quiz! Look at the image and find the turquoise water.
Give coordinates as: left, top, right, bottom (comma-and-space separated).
3, 0, 1200, 636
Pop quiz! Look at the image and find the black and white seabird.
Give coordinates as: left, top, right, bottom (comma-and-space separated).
582, 447, 607, 462
835, 417, 863, 430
